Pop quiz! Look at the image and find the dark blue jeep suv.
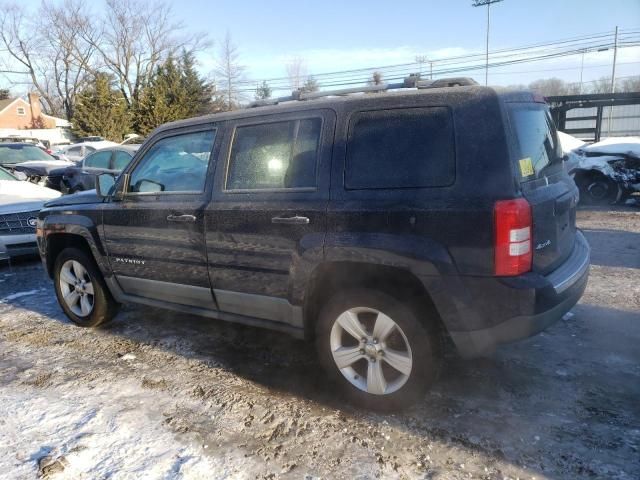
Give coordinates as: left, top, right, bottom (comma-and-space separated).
37, 78, 589, 410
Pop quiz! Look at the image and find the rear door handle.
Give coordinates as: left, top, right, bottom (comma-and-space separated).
271, 215, 310, 225
167, 214, 197, 223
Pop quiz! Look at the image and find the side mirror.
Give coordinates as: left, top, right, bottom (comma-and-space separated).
14, 171, 28, 181
96, 173, 116, 198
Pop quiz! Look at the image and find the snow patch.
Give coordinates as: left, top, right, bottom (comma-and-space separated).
1, 290, 41, 303
0, 382, 239, 479
584, 137, 640, 157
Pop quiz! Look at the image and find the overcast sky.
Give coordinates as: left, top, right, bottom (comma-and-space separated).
7, 0, 640, 91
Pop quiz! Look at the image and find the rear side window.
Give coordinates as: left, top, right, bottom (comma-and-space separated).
507, 103, 561, 180
346, 107, 455, 189
84, 151, 111, 168
113, 150, 133, 170
226, 118, 321, 190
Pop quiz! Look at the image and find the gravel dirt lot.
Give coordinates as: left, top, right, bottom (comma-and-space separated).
1, 207, 639, 480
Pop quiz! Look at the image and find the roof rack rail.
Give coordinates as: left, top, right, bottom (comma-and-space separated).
248, 75, 478, 108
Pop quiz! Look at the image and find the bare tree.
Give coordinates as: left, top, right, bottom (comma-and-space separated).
214, 32, 246, 110
528, 78, 570, 96
617, 76, 640, 93
0, 4, 58, 114
39, 0, 98, 120
368, 71, 384, 86
0, 1, 98, 119
81, 0, 207, 106
589, 77, 613, 94
286, 56, 307, 91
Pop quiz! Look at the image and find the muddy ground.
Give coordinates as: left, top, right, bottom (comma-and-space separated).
1, 207, 639, 479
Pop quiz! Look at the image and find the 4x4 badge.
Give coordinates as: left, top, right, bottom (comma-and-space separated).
536, 240, 551, 250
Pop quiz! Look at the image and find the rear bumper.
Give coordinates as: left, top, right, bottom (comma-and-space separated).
448, 230, 590, 357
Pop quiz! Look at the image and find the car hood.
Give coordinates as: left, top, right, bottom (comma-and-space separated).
44, 189, 102, 207
0, 179, 61, 214
13, 160, 75, 175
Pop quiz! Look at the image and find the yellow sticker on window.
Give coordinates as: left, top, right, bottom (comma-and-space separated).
519, 157, 534, 177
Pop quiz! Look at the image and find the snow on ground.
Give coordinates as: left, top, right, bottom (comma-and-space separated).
1, 383, 224, 480
1, 208, 639, 479
1, 289, 42, 303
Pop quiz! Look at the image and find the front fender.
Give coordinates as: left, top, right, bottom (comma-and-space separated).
39, 212, 110, 276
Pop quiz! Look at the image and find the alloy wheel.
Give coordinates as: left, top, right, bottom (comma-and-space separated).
330, 306, 413, 395
59, 259, 95, 317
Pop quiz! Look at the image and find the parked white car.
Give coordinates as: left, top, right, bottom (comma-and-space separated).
53, 141, 119, 162
0, 167, 60, 261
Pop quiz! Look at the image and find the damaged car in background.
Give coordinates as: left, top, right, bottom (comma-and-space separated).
562, 135, 640, 205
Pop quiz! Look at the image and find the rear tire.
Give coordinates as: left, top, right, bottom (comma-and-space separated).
53, 247, 118, 327
315, 289, 441, 411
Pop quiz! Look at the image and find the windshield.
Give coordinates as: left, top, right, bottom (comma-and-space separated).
0, 144, 54, 163
507, 102, 562, 180
0, 167, 17, 181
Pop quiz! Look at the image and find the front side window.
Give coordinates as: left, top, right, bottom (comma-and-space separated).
84, 151, 111, 169
226, 118, 321, 190
346, 107, 455, 190
129, 130, 215, 193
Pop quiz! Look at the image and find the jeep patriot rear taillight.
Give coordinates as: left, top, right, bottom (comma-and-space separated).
494, 198, 532, 276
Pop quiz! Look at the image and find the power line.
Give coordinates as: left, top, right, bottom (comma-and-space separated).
236, 30, 628, 87
235, 42, 640, 93
236, 32, 640, 90
237, 39, 640, 92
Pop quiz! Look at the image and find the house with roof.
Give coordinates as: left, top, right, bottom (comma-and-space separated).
0, 92, 73, 145
0, 92, 70, 129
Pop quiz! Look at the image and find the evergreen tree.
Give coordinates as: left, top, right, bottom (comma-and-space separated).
72, 73, 129, 141
133, 52, 225, 135
255, 80, 272, 100
181, 49, 217, 115
132, 55, 189, 135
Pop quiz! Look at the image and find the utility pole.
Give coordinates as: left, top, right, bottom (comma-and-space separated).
472, 0, 503, 86
610, 26, 618, 94
579, 50, 585, 94
415, 55, 427, 78
415, 55, 435, 80
607, 26, 619, 136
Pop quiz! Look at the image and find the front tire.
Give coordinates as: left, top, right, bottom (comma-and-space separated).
53, 247, 118, 327
315, 289, 441, 411
575, 171, 620, 205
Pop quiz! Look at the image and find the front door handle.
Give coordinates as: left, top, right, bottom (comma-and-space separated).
271, 215, 310, 225
167, 214, 197, 223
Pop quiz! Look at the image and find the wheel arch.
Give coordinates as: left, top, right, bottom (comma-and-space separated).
41, 214, 108, 279
303, 261, 446, 340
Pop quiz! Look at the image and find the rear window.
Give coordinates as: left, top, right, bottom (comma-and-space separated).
0, 144, 52, 163
345, 107, 455, 189
507, 102, 562, 180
